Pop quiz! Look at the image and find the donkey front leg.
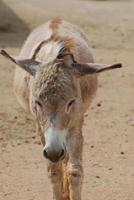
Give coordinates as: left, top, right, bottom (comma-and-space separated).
47, 161, 63, 200
67, 132, 83, 200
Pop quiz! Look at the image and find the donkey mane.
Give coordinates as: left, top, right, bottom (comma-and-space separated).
31, 32, 76, 64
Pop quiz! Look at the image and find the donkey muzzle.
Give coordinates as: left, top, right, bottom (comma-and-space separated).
43, 146, 65, 162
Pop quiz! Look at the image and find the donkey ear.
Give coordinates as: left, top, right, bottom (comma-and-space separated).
71, 63, 122, 76
0, 49, 41, 76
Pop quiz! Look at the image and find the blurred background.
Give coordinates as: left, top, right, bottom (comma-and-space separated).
0, 0, 134, 200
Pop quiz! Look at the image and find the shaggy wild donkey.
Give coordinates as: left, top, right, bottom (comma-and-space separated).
0, 19, 122, 200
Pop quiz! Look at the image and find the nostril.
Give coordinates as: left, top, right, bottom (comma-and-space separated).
43, 147, 65, 162
59, 149, 64, 158
43, 148, 48, 158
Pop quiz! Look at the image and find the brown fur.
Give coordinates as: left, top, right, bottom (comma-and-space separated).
31, 33, 75, 61
49, 18, 62, 30
31, 18, 75, 61
0, 18, 121, 200
31, 40, 49, 60
13, 19, 98, 200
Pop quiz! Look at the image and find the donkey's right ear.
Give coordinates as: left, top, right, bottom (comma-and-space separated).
0, 49, 41, 76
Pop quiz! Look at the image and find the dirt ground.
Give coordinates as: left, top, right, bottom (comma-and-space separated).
0, 0, 134, 200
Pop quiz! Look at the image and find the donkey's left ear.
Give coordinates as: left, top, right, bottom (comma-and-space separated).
70, 62, 122, 76
0, 49, 41, 76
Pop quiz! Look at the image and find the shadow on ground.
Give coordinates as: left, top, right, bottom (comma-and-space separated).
0, 0, 29, 47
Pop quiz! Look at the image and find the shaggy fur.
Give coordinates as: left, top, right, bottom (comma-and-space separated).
14, 20, 97, 200
0, 19, 121, 200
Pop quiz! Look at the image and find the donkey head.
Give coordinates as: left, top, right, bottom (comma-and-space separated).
0, 49, 122, 162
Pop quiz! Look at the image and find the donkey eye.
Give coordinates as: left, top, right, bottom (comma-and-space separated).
35, 100, 42, 107
66, 99, 75, 113
68, 99, 75, 107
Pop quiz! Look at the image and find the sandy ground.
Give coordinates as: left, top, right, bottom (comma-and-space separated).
0, 0, 134, 199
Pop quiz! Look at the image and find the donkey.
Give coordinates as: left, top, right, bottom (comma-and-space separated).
0, 19, 122, 200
